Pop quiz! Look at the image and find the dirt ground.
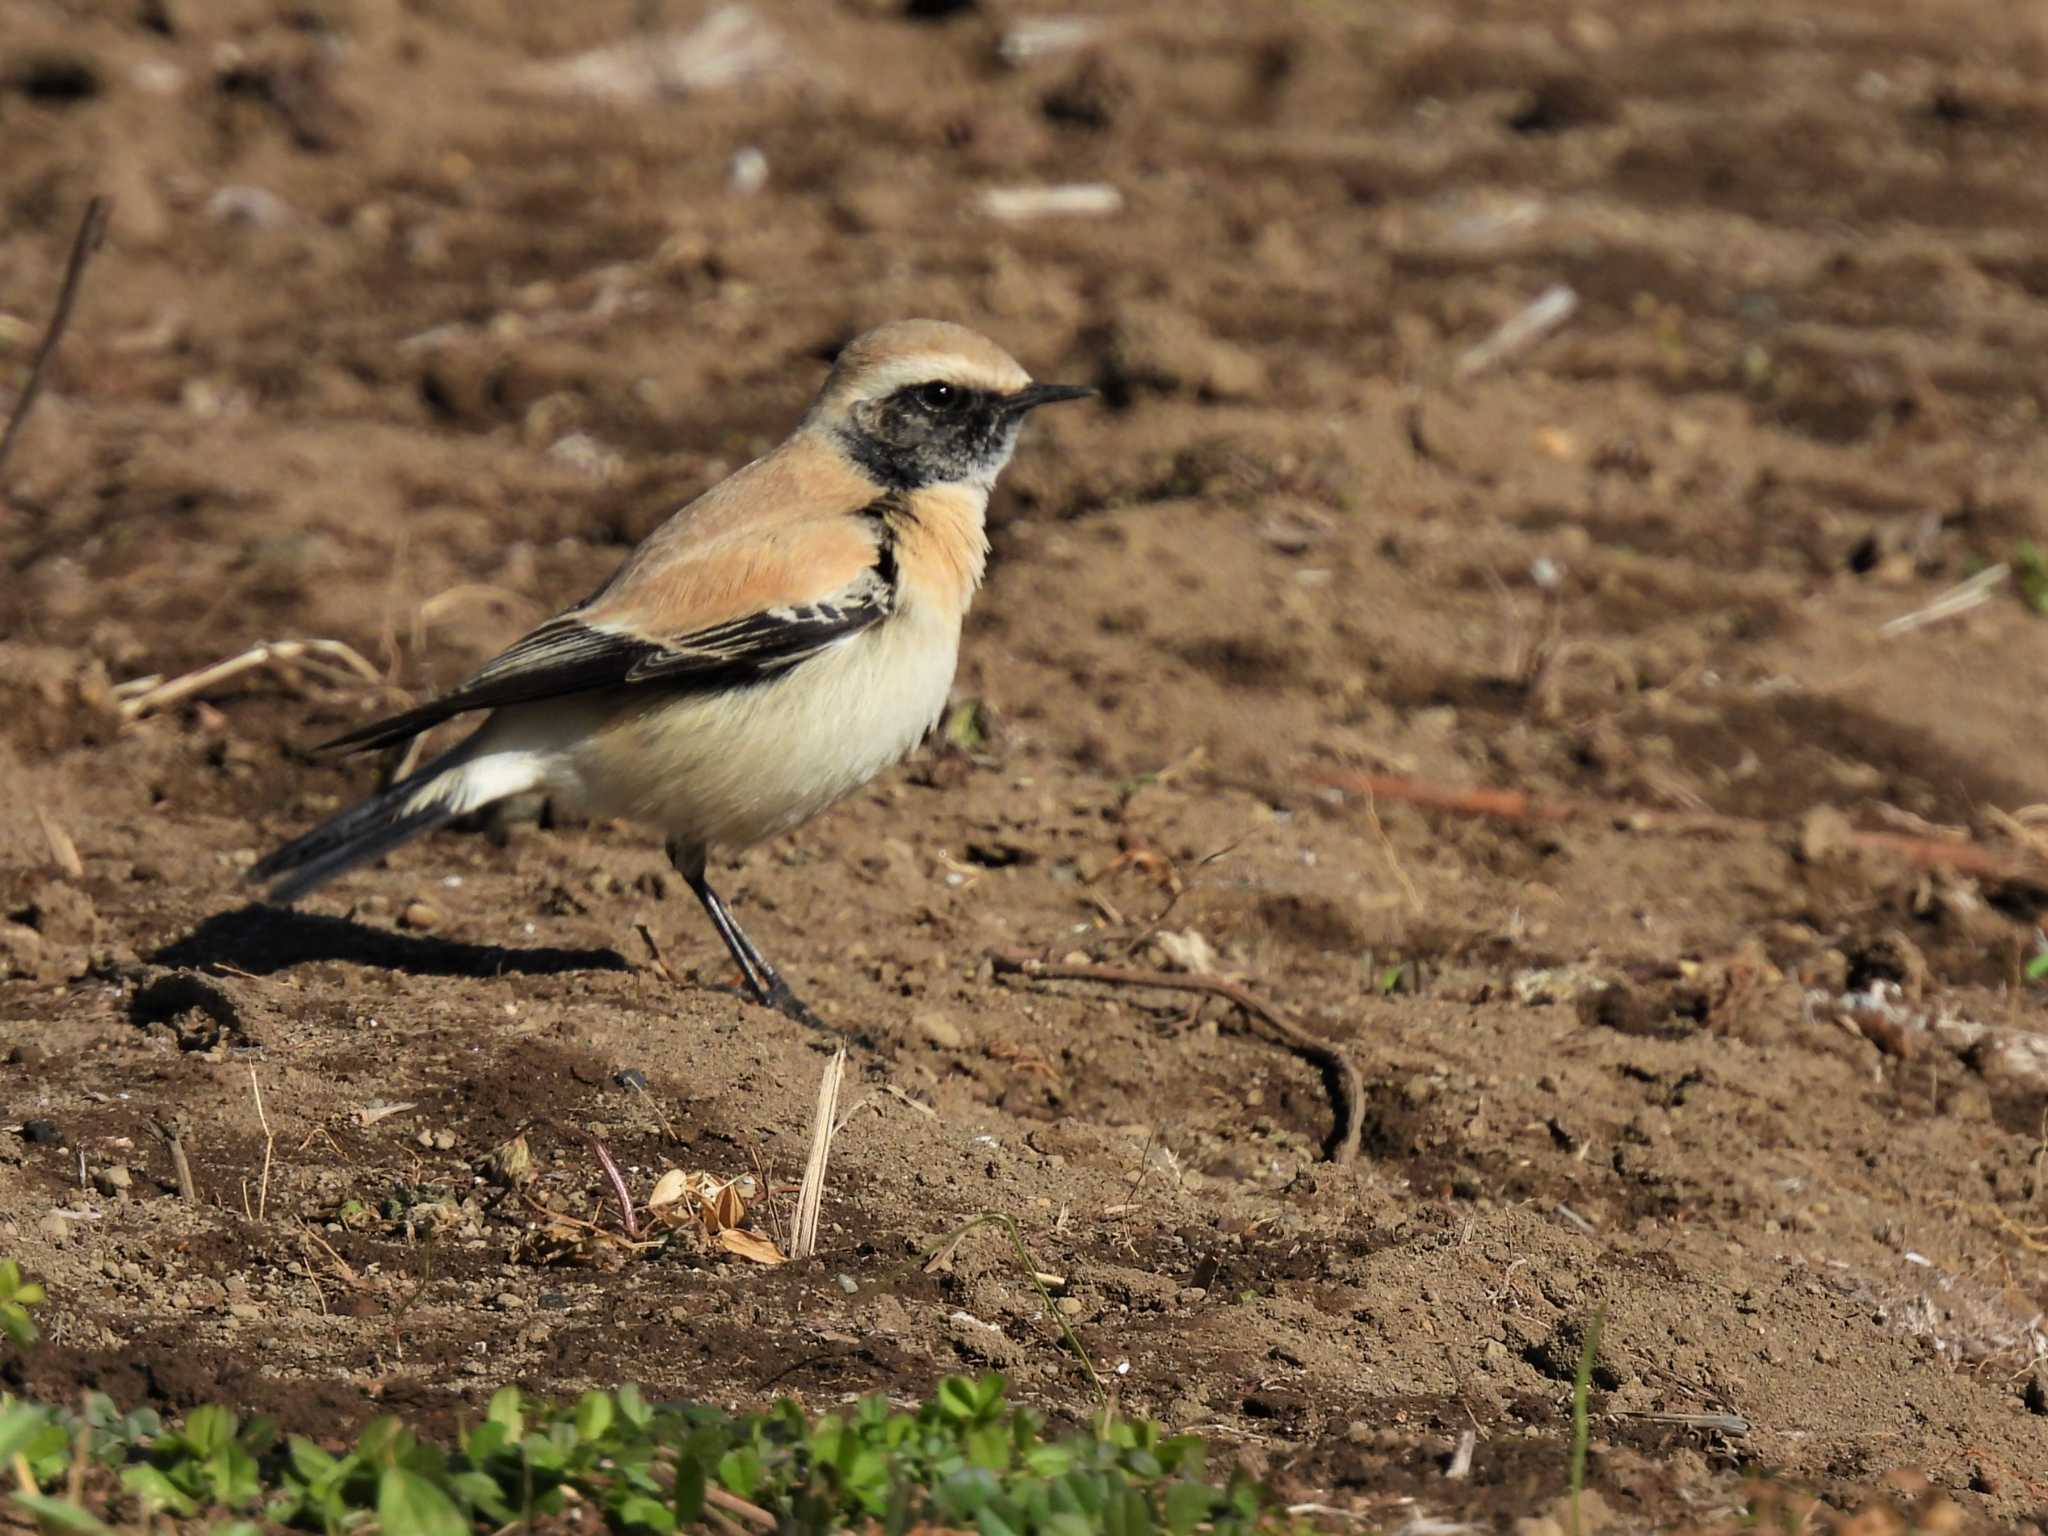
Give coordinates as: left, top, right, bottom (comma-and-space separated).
5, 0, 2048, 1527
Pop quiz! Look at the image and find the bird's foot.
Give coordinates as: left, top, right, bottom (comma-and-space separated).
752, 974, 827, 1031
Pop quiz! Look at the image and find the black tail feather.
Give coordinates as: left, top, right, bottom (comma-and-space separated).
251, 767, 456, 906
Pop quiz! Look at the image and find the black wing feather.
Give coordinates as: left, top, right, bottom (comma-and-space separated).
322, 578, 892, 755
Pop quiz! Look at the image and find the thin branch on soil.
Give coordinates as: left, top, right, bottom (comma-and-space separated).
0, 195, 111, 483
117, 638, 385, 722
791, 1047, 846, 1261
248, 1066, 275, 1223
989, 947, 1366, 1165
156, 1115, 197, 1204
1306, 768, 2048, 884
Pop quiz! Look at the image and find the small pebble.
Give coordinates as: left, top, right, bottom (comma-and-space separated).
836, 1273, 859, 1295
398, 901, 440, 932
37, 1211, 71, 1243
613, 1068, 649, 1091
493, 1291, 527, 1310
21, 1120, 61, 1145
227, 1301, 263, 1322
1056, 1296, 1084, 1317
94, 1165, 132, 1197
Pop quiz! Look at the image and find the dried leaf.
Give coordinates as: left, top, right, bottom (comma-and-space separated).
717, 1227, 787, 1266
648, 1168, 689, 1208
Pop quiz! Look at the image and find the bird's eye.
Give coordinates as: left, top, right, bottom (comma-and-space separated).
917, 381, 961, 411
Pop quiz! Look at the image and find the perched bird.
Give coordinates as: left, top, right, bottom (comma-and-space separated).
251, 319, 1090, 1022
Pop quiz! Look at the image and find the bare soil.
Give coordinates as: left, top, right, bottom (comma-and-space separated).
5, 0, 2048, 1527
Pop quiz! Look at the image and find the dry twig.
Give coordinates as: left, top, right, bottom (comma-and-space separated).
117, 638, 385, 722
988, 948, 1365, 1164
156, 1115, 197, 1204
791, 1048, 845, 1260
248, 1067, 276, 1223
0, 196, 111, 483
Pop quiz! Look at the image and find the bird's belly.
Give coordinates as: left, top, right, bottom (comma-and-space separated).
566, 614, 961, 852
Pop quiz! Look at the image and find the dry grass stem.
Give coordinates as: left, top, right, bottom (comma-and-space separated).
1445, 1428, 1476, 1480
118, 638, 384, 722
34, 807, 83, 878
249, 1067, 275, 1223
791, 1047, 846, 1260
297, 1222, 365, 1291
1879, 563, 2009, 636
1456, 282, 1577, 377
988, 948, 1366, 1165
1360, 781, 1423, 913
0, 195, 111, 482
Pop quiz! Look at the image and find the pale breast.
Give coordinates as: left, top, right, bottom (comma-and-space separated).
563, 605, 962, 853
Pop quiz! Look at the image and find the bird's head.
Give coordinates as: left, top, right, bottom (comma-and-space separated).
806, 319, 1092, 492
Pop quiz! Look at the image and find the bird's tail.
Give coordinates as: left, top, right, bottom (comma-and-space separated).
250, 740, 545, 906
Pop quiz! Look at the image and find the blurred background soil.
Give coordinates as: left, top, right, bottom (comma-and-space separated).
5, 0, 2048, 1526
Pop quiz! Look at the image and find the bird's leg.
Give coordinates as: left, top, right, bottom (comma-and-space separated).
668, 839, 823, 1028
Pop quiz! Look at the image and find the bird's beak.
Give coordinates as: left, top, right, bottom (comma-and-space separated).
1002, 382, 1095, 415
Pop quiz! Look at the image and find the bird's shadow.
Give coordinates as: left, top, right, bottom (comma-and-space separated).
148, 904, 633, 979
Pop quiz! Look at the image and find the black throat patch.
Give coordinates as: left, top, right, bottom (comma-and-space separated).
836, 386, 1018, 491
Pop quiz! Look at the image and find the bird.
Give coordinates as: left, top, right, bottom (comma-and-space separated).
250, 318, 1091, 1024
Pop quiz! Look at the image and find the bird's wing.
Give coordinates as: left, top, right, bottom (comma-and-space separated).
322, 508, 897, 754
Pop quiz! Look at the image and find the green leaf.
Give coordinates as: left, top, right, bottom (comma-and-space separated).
717, 1446, 760, 1501
183, 1404, 235, 1458
0, 1405, 55, 1464
617, 1493, 677, 1532
448, 1470, 511, 1521
935, 1377, 978, 1423
120, 1464, 197, 1517
672, 1452, 706, 1523
11, 1493, 112, 1534
486, 1386, 523, 1440
616, 1382, 651, 1428
573, 1391, 613, 1444
377, 1466, 467, 1536
286, 1436, 338, 1486
2026, 952, 2048, 982
1163, 1482, 1217, 1535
